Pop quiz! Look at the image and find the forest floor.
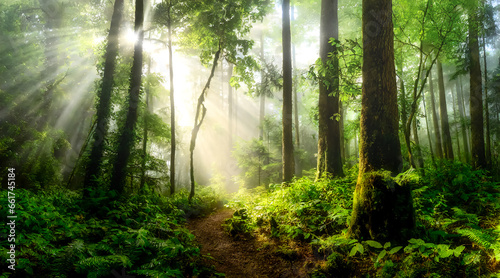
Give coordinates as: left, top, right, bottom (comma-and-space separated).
187, 209, 318, 278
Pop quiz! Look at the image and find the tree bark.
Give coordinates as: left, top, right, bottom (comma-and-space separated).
482, 32, 491, 166
422, 92, 436, 166
457, 75, 470, 163
451, 86, 462, 161
83, 0, 124, 197
437, 61, 454, 160
140, 50, 152, 191
316, 0, 343, 179
400, 67, 414, 168
469, 9, 487, 169
348, 0, 414, 242
429, 69, 443, 159
412, 116, 424, 168
110, 0, 144, 194
282, 0, 295, 183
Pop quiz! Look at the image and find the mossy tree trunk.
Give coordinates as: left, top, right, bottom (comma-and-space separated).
469, 8, 486, 169
348, 0, 414, 242
110, 0, 144, 194
83, 0, 124, 197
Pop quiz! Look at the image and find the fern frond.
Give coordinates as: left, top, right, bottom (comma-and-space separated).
456, 228, 496, 249
451, 207, 479, 225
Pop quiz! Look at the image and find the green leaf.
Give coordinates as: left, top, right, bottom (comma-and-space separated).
408, 238, 425, 246
349, 246, 357, 257
349, 243, 364, 257
377, 250, 387, 262
389, 246, 403, 254
453, 245, 465, 257
365, 240, 383, 248
384, 242, 391, 249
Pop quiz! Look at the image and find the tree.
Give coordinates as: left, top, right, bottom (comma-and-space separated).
291, 5, 302, 177
393, 0, 461, 168
185, 0, 269, 201
348, 0, 414, 241
437, 61, 454, 160
83, 0, 124, 197
422, 91, 436, 165
282, 0, 295, 183
468, 4, 486, 169
456, 77, 471, 163
429, 69, 444, 159
316, 0, 343, 179
110, 0, 145, 194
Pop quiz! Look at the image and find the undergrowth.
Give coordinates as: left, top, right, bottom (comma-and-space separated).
0, 185, 224, 278
227, 161, 500, 277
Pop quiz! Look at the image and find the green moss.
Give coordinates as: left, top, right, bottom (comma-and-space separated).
349, 170, 415, 242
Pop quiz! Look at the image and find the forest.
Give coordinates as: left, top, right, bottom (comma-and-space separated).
0, 0, 500, 277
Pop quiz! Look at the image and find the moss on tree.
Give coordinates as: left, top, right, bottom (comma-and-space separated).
349, 171, 415, 242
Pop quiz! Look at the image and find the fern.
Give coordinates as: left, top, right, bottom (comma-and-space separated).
456, 228, 500, 260
456, 228, 496, 249
77, 255, 132, 276
451, 207, 479, 225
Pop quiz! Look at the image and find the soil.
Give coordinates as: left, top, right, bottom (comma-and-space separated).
187, 209, 318, 278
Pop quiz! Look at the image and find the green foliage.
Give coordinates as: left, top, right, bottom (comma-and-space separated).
228, 174, 356, 241
232, 138, 281, 188
223, 209, 252, 236
0, 188, 223, 277
228, 161, 500, 277
308, 38, 362, 100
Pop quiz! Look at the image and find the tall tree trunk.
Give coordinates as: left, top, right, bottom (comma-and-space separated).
316, 0, 343, 179
83, 0, 124, 197
110, 0, 145, 194
259, 32, 265, 141
349, 0, 414, 242
412, 116, 424, 168
482, 32, 492, 165
469, 9, 487, 169
189, 47, 221, 202
282, 0, 295, 183
451, 86, 462, 161
457, 75, 471, 163
291, 5, 302, 177
140, 51, 152, 191
168, 4, 176, 195
422, 93, 436, 166
437, 61, 454, 160
429, 68, 444, 159
400, 68, 415, 168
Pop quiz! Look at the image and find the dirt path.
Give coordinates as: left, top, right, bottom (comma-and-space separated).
187, 209, 316, 278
